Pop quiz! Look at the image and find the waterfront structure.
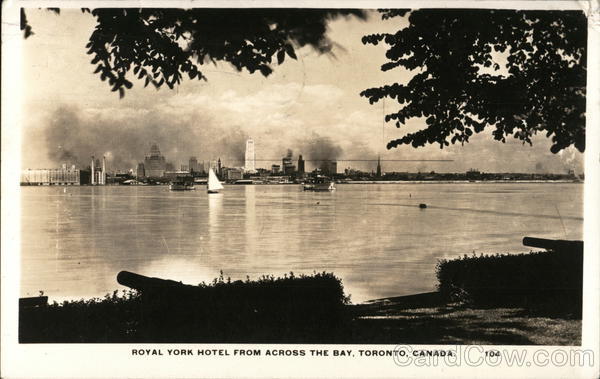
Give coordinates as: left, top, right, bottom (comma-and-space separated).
101, 156, 106, 185
90, 156, 106, 185
164, 170, 191, 179
321, 160, 337, 176
245, 139, 256, 173
181, 164, 189, 172
282, 154, 295, 175
298, 155, 305, 176
144, 144, 167, 177
21, 167, 80, 185
136, 163, 145, 179
227, 168, 243, 181
189, 157, 198, 173
271, 164, 281, 174
91, 156, 95, 185
466, 168, 481, 180
217, 158, 222, 177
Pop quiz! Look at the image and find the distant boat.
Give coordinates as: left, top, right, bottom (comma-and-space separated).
207, 168, 224, 194
419, 203, 427, 209
303, 176, 336, 192
169, 176, 195, 191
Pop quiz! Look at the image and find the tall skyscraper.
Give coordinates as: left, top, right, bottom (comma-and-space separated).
90, 155, 106, 184
101, 156, 106, 185
244, 139, 256, 173
144, 143, 167, 177
90, 156, 95, 185
376, 155, 382, 177
298, 154, 305, 175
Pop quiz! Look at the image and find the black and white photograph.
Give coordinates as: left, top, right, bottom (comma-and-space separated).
2, 1, 599, 377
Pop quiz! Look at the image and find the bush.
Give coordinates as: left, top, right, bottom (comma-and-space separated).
19, 290, 141, 343
20, 272, 351, 343
436, 249, 583, 317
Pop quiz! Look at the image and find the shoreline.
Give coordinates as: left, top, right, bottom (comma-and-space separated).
342, 179, 580, 184
350, 292, 581, 345
20, 179, 582, 187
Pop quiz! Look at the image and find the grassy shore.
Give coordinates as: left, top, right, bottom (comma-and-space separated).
19, 290, 581, 345
350, 293, 581, 345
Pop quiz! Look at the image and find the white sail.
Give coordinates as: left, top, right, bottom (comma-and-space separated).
207, 168, 224, 192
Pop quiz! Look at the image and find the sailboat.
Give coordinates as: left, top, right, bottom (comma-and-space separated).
207, 168, 224, 194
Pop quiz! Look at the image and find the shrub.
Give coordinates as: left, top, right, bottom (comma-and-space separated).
19, 290, 141, 343
20, 272, 351, 343
436, 249, 583, 317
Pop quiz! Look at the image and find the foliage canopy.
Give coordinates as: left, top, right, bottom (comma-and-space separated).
22, 8, 586, 153
22, 8, 365, 98
361, 9, 587, 153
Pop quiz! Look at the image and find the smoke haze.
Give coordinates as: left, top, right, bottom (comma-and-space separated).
300, 133, 343, 161
40, 105, 248, 170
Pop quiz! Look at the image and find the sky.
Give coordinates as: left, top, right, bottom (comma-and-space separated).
20, 8, 585, 174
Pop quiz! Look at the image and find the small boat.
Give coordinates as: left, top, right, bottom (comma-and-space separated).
303, 176, 336, 192
207, 168, 224, 194
419, 203, 427, 209
169, 176, 195, 191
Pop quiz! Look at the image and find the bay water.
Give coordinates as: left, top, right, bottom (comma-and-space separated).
20, 183, 583, 303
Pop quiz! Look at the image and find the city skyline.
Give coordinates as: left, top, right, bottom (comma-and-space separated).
27, 138, 579, 176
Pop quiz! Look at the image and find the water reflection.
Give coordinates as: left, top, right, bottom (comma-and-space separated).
207, 192, 223, 251
244, 185, 257, 258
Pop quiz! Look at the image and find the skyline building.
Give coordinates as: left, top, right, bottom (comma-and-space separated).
321, 160, 337, 176
144, 144, 167, 177
189, 156, 198, 172
298, 155, 305, 176
90, 155, 107, 185
91, 156, 95, 185
282, 154, 295, 175
136, 162, 145, 179
244, 139, 256, 173
21, 166, 80, 186
376, 155, 382, 177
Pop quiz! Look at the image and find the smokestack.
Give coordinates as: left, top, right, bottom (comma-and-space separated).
102, 156, 106, 185
91, 156, 95, 185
